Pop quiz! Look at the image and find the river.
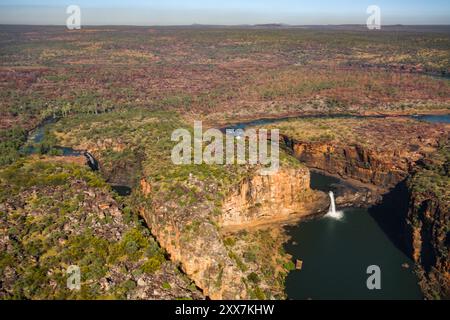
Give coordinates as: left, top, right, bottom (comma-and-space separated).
21, 119, 131, 196
284, 172, 423, 300
224, 113, 448, 300
281, 114, 448, 300
24, 113, 449, 298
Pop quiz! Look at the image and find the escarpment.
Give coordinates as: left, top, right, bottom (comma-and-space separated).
139, 170, 249, 299
139, 165, 327, 299
286, 139, 411, 189
221, 167, 329, 228
405, 143, 449, 299
406, 194, 449, 299
274, 118, 448, 191
140, 201, 248, 300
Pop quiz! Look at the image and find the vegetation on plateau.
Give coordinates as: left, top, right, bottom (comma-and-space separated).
0, 158, 200, 299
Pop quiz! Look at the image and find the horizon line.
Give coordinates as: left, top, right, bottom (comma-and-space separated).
2, 23, 450, 27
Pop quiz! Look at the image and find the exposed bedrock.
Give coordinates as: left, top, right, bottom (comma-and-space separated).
284, 137, 413, 189
281, 132, 449, 299
220, 167, 329, 228
139, 166, 328, 299
406, 194, 449, 299
404, 143, 450, 300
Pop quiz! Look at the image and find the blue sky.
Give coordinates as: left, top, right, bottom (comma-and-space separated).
0, 0, 449, 25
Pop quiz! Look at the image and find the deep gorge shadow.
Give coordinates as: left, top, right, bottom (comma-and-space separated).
417, 201, 437, 273
368, 179, 411, 257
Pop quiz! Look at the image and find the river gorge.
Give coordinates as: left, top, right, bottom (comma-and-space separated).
284, 171, 423, 299
226, 113, 449, 300
21, 113, 449, 300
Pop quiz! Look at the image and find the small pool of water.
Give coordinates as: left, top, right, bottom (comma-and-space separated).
284, 172, 422, 300
111, 185, 132, 197
412, 114, 450, 124
21, 118, 82, 157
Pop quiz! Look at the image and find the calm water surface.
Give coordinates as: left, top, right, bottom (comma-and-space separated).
284, 173, 423, 300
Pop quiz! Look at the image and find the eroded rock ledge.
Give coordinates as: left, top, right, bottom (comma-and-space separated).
267, 118, 449, 299
287, 139, 415, 189
139, 166, 327, 299
405, 143, 449, 299
279, 118, 446, 191
221, 167, 328, 229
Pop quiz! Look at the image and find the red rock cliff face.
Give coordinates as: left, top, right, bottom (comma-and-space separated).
406, 188, 450, 299
140, 197, 247, 300
139, 166, 327, 299
221, 167, 328, 228
147, 213, 248, 299
286, 138, 415, 189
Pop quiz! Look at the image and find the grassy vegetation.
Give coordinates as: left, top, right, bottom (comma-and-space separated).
1, 26, 449, 134
0, 127, 27, 166
223, 228, 292, 300
0, 159, 197, 299
408, 142, 449, 204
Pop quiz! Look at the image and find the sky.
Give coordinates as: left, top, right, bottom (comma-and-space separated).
0, 0, 449, 26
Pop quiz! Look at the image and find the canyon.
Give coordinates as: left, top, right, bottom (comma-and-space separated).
139, 165, 329, 299
261, 116, 449, 299
27, 112, 449, 300
1, 25, 449, 302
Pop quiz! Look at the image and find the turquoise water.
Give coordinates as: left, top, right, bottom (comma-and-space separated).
284, 173, 423, 300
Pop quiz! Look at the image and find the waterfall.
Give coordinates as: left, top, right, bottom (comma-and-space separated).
326, 191, 344, 220
83, 151, 99, 171
329, 191, 336, 214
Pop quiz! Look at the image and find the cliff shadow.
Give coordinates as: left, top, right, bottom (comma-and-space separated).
416, 201, 437, 273
368, 180, 411, 257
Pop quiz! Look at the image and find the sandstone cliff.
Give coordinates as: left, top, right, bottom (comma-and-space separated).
405, 143, 449, 299
286, 138, 415, 189
139, 165, 327, 299
221, 167, 328, 228
140, 202, 248, 300
406, 194, 449, 299
256, 117, 447, 191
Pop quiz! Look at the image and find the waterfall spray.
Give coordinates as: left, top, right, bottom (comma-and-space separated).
326, 191, 344, 220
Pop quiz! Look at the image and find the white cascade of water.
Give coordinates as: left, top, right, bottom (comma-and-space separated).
326, 191, 344, 220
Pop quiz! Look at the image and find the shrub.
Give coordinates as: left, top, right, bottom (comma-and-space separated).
247, 272, 260, 284
141, 256, 164, 274
283, 261, 295, 271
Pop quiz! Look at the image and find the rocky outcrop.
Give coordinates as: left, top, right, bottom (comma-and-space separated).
221, 167, 329, 228
140, 178, 152, 196
406, 194, 449, 299
334, 185, 381, 208
286, 139, 412, 189
139, 169, 249, 300
140, 165, 327, 299
321, 174, 383, 208
405, 143, 449, 299
140, 202, 248, 300
0, 159, 202, 300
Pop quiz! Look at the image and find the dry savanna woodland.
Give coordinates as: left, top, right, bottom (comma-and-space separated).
0, 25, 449, 300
